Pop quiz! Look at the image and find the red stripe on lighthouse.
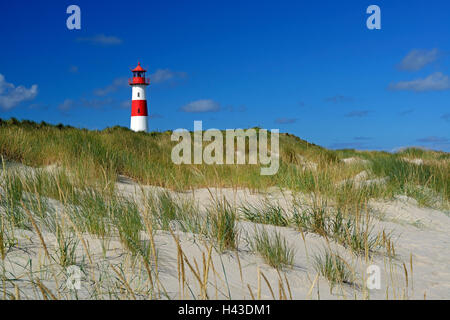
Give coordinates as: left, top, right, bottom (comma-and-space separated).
131, 100, 148, 116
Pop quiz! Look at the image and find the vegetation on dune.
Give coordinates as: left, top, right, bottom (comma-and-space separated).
313, 248, 354, 291
0, 118, 448, 210
0, 118, 432, 299
240, 201, 289, 227
249, 228, 295, 270
206, 198, 238, 252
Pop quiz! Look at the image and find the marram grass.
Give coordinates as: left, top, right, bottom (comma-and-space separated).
0, 118, 448, 209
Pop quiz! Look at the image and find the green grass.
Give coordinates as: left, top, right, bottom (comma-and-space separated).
0, 118, 448, 210
145, 191, 204, 234
0, 169, 29, 230
291, 200, 328, 236
313, 248, 353, 290
240, 201, 289, 226
249, 228, 295, 270
54, 226, 79, 268
371, 155, 449, 203
206, 198, 238, 252
291, 200, 384, 256
0, 218, 17, 260
110, 196, 145, 255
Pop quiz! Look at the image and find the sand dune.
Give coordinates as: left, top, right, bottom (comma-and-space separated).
1, 163, 449, 300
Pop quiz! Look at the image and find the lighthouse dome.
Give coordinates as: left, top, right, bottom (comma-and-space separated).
132, 62, 146, 72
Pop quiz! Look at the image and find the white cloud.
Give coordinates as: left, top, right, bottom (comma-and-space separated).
150, 69, 187, 84
179, 99, 220, 113
58, 99, 74, 111
397, 48, 439, 71
416, 136, 449, 143
80, 97, 114, 109
94, 69, 187, 97
0, 74, 38, 110
59, 97, 126, 112
119, 100, 129, 109
389, 72, 450, 92
94, 77, 128, 96
415, 136, 450, 151
76, 34, 122, 46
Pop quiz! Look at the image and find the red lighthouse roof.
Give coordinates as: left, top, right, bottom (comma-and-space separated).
129, 61, 150, 86
132, 62, 146, 72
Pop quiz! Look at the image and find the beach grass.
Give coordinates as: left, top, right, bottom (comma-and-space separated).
0, 118, 447, 299
1, 118, 448, 210
249, 228, 295, 270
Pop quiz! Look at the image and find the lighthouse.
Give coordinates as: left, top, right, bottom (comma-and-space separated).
129, 62, 150, 132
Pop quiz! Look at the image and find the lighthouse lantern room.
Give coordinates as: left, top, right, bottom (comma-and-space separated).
129, 62, 150, 132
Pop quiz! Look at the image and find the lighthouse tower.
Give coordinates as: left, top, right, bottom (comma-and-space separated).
129, 62, 150, 132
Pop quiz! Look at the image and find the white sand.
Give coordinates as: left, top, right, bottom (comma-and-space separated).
1, 164, 450, 300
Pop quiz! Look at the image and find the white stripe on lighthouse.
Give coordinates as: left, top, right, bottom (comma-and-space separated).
130, 116, 148, 132
132, 85, 146, 100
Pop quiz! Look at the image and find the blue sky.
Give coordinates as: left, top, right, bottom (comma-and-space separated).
0, 0, 449, 151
